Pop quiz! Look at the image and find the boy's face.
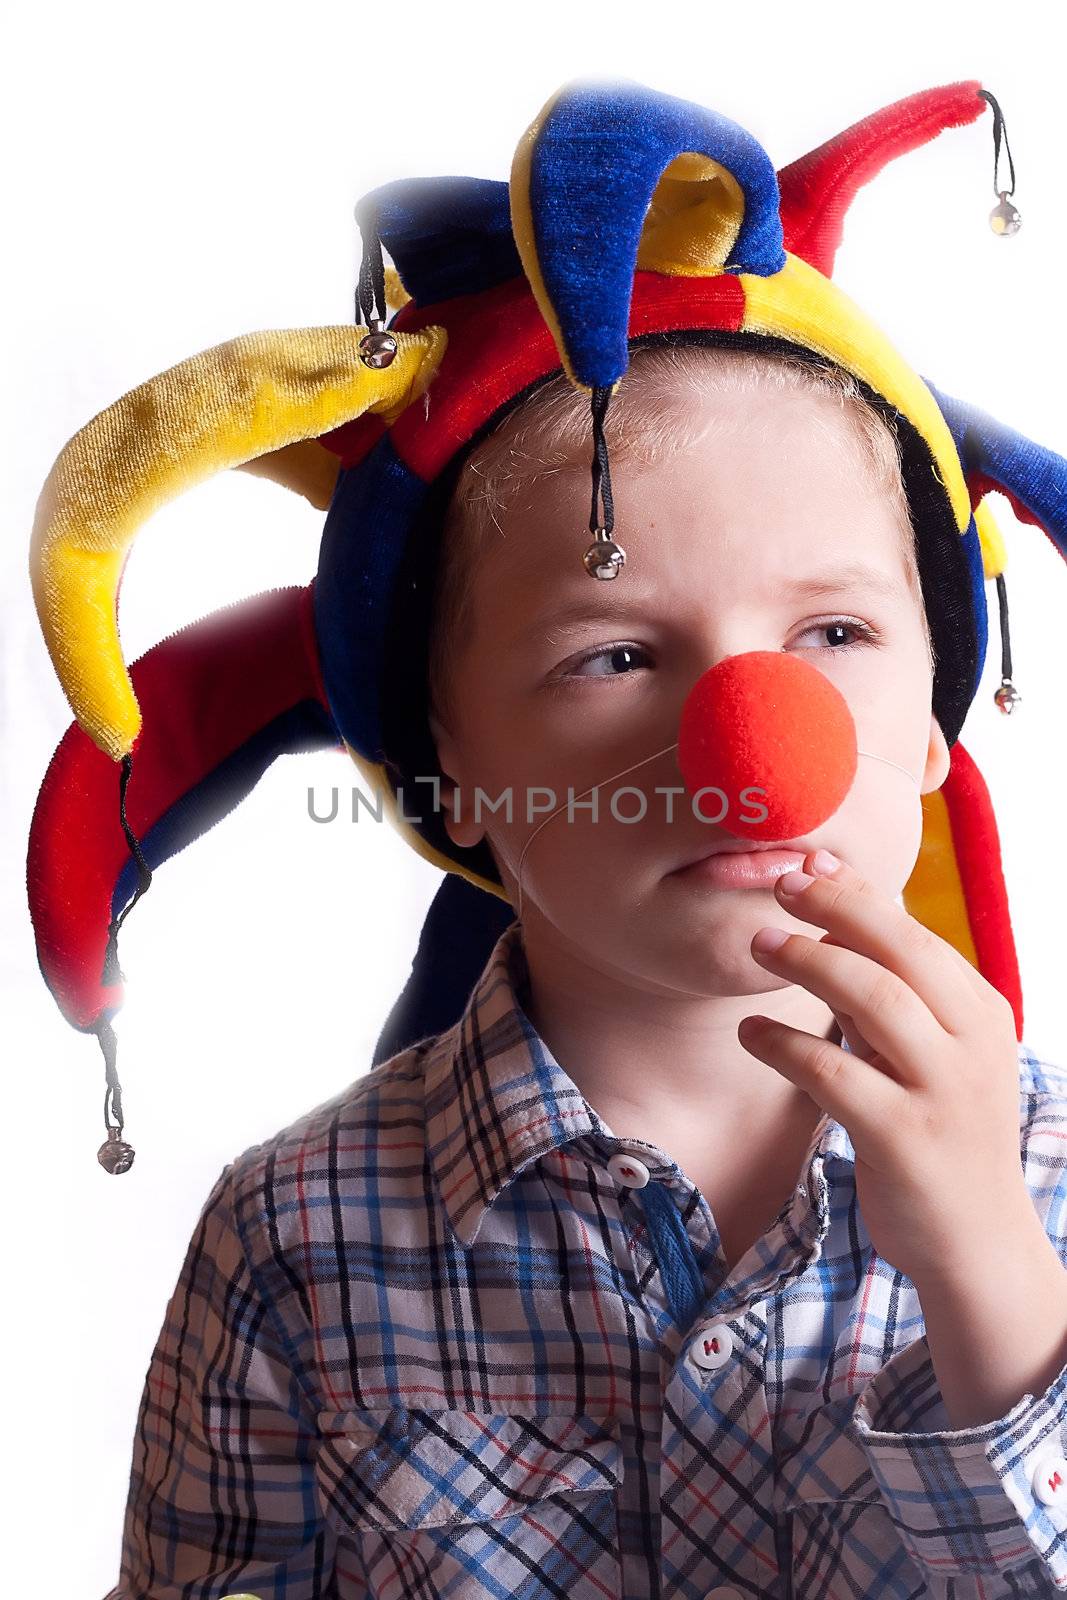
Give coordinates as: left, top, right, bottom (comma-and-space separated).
429, 381, 950, 1001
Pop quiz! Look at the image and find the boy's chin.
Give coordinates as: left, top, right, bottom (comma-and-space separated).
577, 902, 798, 998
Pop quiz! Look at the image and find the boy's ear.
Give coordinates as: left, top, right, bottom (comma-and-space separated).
427, 708, 486, 851
920, 713, 951, 796
427, 706, 460, 789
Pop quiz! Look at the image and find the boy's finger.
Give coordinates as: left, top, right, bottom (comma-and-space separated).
738, 1013, 904, 1149
774, 851, 991, 1037
752, 927, 941, 1086
832, 1006, 877, 1062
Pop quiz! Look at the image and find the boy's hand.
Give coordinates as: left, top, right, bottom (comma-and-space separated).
738, 850, 1036, 1288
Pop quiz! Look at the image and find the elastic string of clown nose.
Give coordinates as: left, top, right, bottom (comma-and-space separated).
512, 743, 920, 923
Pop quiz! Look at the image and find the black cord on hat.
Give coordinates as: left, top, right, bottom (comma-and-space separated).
978, 89, 1016, 198
356, 215, 388, 327
976, 89, 1022, 712
354, 207, 399, 368
978, 89, 1021, 234
994, 572, 1022, 714
100, 753, 153, 986
94, 754, 151, 1174
590, 384, 615, 534
582, 384, 627, 579
95, 1015, 134, 1173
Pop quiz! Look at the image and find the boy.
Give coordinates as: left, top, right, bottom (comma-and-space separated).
27, 77, 1067, 1599
106, 341, 1067, 1600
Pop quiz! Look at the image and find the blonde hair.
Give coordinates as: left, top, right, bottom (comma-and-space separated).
428, 341, 935, 727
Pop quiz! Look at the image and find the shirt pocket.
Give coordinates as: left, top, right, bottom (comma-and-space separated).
315, 1406, 625, 1599
777, 1404, 921, 1598
777, 1407, 1036, 1600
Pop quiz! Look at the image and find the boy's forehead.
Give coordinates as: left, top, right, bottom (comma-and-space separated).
457, 382, 916, 651
479, 388, 896, 548
475, 455, 913, 635
507, 557, 913, 646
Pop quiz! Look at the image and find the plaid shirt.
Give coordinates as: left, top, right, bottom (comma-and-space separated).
108, 917, 1067, 1599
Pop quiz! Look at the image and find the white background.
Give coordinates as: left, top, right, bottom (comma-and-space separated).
4, 2, 1065, 1591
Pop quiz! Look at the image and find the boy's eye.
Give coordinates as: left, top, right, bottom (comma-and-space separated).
559, 642, 652, 680
555, 619, 878, 682
793, 617, 881, 654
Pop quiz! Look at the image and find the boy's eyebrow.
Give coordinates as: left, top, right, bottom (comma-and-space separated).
785, 562, 912, 603
519, 561, 910, 644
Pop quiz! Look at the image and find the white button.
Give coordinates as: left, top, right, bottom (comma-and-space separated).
1032, 1452, 1067, 1507
689, 1321, 734, 1370
607, 1151, 651, 1189
706, 1588, 743, 1598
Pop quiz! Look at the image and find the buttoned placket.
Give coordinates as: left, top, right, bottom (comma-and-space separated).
594, 1132, 780, 1594
595, 1134, 725, 1334
599, 1135, 845, 1593
588, 1130, 834, 1349
495, 1118, 841, 1594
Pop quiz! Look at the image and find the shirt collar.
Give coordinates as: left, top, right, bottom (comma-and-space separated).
423, 918, 856, 1250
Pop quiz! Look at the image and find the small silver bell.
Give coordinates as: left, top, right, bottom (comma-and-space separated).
97, 1127, 136, 1174
994, 678, 1022, 714
358, 318, 398, 369
582, 528, 626, 580
989, 192, 1021, 236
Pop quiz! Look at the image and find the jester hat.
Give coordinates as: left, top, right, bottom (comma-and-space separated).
26, 76, 1067, 1172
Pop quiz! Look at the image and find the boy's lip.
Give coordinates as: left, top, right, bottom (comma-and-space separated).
667, 835, 818, 874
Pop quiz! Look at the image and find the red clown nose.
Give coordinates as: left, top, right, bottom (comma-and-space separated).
677, 651, 858, 840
